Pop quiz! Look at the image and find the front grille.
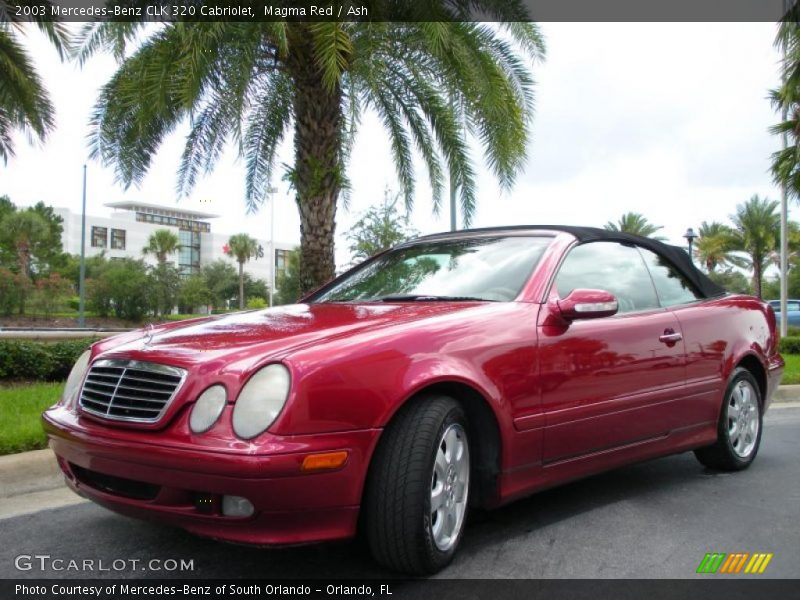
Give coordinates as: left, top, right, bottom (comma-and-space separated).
79, 359, 187, 423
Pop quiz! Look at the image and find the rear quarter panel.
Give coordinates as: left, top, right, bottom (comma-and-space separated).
670, 293, 781, 421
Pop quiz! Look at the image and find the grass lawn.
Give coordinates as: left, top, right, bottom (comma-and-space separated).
0, 382, 63, 456
781, 354, 800, 385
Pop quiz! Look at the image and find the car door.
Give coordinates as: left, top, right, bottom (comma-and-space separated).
637, 246, 724, 429
539, 241, 687, 464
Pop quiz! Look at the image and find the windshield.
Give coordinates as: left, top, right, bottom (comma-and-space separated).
310, 236, 551, 303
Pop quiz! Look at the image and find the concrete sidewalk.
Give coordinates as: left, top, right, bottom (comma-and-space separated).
0, 449, 86, 519
3, 388, 800, 520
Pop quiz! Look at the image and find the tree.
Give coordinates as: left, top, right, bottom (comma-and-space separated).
201, 259, 238, 311
729, 195, 780, 299
243, 274, 269, 304
0, 210, 48, 278
178, 274, 211, 314
694, 221, 736, 272
347, 190, 416, 264
0, 196, 13, 222
707, 268, 752, 296
274, 248, 302, 306
142, 229, 180, 265
0, 200, 64, 276
604, 212, 664, 239
0, 1, 68, 162
77, 12, 546, 293
0, 267, 28, 316
148, 263, 181, 317
224, 234, 263, 309
30, 272, 72, 318
27, 201, 65, 270
87, 258, 150, 321
771, 10, 800, 198
52, 252, 107, 291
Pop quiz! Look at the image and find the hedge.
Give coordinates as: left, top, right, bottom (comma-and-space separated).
779, 336, 800, 355
0, 339, 95, 381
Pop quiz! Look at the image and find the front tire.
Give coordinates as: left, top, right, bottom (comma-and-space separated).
694, 367, 763, 471
364, 396, 470, 574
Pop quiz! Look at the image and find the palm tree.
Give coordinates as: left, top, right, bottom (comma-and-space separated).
76, 11, 545, 293
0, 3, 68, 162
604, 212, 664, 239
770, 10, 800, 197
142, 229, 180, 265
225, 234, 263, 309
729, 195, 780, 299
694, 221, 736, 272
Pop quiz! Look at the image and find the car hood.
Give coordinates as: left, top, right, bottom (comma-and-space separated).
95, 302, 484, 368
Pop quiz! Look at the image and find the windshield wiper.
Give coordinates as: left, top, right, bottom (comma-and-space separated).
376, 294, 494, 302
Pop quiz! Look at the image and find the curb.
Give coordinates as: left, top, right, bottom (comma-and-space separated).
0, 448, 63, 498
772, 384, 800, 403
3, 388, 800, 502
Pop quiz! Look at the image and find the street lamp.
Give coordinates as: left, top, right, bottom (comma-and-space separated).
267, 186, 278, 306
78, 165, 87, 328
683, 227, 698, 263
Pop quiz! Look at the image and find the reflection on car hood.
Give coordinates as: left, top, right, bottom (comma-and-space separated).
94, 302, 482, 367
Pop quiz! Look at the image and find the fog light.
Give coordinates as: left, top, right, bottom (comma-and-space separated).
222, 495, 254, 517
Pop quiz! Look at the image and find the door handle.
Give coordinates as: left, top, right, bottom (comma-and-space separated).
659, 331, 683, 344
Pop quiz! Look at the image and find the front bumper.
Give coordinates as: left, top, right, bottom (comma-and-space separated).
42, 406, 381, 545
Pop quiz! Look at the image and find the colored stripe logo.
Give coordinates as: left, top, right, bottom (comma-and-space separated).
696, 553, 773, 574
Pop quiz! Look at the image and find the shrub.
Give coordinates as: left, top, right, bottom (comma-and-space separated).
178, 274, 211, 314
87, 259, 150, 321
0, 339, 95, 381
30, 273, 73, 317
246, 297, 268, 309
779, 336, 800, 355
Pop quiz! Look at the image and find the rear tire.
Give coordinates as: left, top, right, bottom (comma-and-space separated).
694, 367, 762, 471
364, 396, 470, 574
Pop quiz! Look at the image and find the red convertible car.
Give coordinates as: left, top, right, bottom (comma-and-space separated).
43, 226, 783, 574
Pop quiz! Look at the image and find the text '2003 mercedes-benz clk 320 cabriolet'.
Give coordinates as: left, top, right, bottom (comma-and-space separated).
43, 226, 783, 574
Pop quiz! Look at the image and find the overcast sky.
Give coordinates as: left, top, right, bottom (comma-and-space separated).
2, 22, 791, 268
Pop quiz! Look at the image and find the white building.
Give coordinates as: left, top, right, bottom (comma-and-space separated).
55, 202, 296, 291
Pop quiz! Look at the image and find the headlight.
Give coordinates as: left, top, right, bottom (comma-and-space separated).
59, 350, 91, 409
189, 385, 227, 433
232, 364, 291, 440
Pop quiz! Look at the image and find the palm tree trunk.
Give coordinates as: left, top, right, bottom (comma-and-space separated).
238, 261, 244, 310
753, 259, 763, 299
287, 33, 343, 294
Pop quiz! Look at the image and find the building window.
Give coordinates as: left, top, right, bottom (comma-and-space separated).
91, 226, 107, 248
275, 249, 289, 279
111, 229, 126, 250
178, 229, 201, 276
135, 212, 210, 233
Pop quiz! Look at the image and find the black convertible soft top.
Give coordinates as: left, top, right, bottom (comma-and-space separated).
412, 225, 728, 299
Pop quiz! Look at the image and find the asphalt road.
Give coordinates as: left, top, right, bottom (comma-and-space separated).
1, 407, 798, 581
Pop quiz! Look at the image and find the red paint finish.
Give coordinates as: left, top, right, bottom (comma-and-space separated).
42, 228, 783, 546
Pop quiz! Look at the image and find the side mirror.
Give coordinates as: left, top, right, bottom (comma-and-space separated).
557, 289, 618, 321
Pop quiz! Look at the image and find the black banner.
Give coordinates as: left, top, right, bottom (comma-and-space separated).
1, 0, 798, 23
